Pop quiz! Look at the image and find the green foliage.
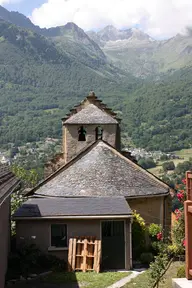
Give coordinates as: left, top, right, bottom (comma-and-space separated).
148, 224, 162, 238
149, 253, 169, 287
123, 67, 192, 151
6, 243, 67, 280
132, 211, 146, 260
171, 209, 185, 255
177, 265, 185, 278
10, 165, 40, 235
138, 157, 156, 169
175, 158, 192, 176
140, 252, 154, 265
162, 161, 175, 172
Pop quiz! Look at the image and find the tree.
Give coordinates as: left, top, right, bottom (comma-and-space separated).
162, 161, 175, 172
138, 157, 156, 169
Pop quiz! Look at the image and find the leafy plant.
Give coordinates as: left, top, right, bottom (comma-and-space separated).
132, 210, 147, 260
177, 265, 185, 278
149, 253, 170, 287
148, 223, 162, 238
140, 252, 154, 265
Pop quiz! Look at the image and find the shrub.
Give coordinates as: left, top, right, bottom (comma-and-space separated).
148, 223, 162, 238
177, 265, 185, 278
140, 252, 154, 265
149, 253, 169, 286
132, 211, 147, 260
6, 243, 67, 280
138, 158, 156, 169
162, 161, 175, 171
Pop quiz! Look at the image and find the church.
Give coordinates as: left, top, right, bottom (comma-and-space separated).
13, 91, 172, 270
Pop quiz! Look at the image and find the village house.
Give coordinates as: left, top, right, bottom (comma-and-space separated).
13, 91, 172, 271
0, 164, 20, 288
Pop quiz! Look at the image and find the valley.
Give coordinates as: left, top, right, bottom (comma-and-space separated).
0, 5, 191, 152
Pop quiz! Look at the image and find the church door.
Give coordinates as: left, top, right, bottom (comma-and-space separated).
101, 220, 125, 270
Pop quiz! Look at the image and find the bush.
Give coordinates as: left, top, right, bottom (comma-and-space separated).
177, 265, 185, 278
138, 158, 156, 169
148, 223, 162, 238
162, 161, 175, 171
6, 243, 67, 280
132, 211, 147, 260
140, 252, 154, 265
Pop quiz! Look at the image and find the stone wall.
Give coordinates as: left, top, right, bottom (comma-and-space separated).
128, 195, 171, 231
63, 124, 118, 164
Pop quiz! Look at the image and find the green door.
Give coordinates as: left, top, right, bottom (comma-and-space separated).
102, 221, 125, 270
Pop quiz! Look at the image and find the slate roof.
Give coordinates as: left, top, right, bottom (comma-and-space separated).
30, 141, 169, 198
64, 104, 118, 124
13, 197, 131, 218
0, 164, 20, 205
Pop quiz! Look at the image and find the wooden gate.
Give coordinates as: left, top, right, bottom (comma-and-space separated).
185, 171, 192, 279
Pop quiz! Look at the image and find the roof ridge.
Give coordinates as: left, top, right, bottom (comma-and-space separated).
99, 142, 170, 190
62, 91, 120, 123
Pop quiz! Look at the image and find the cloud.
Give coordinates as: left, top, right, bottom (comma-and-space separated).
30, 0, 192, 38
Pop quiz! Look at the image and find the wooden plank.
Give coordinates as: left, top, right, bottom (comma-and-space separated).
72, 238, 77, 271
83, 239, 88, 272
188, 206, 192, 214
68, 238, 73, 272
93, 240, 98, 271
96, 240, 101, 273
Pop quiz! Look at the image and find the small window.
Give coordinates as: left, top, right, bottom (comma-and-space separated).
51, 224, 67, 247
78, 126, 86, 141
95, 126, 103, 140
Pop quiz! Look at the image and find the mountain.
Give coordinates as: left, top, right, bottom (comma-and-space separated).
0, 19, 137, 147
88, 26, 192, 78
87, 26, 152, 47
0, 5, 41, 32
0, 6, 191, 152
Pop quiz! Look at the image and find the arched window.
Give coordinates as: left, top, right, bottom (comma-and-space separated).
78, 126, 86, 141
95, 126, 103, 140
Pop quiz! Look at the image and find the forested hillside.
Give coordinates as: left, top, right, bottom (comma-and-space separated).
0, 20, 137, 147
0, 5, 191, 152
122, 68, 192, 151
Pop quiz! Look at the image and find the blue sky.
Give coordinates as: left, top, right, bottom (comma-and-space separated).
4, 0, 45, 16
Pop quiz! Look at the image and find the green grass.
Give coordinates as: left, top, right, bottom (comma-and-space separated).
148, 148, 192, 177
123, 261, 183, 288
43, 271, 131, 288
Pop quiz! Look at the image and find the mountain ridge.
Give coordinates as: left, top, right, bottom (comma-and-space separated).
0, 5, 191, 152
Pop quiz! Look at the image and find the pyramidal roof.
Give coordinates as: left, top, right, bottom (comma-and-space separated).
29, 141, 169, 198
63, 91, 120, 124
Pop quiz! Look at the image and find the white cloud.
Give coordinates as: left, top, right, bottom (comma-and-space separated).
30, 0, 192, 38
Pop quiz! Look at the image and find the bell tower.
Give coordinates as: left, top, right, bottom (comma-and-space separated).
62, 91, 121, 164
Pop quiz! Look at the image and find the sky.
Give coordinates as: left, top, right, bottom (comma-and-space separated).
1, 0, 192, 39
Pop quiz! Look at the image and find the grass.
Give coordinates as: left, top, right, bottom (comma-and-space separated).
43, 271, 131, 288
123, 261, 184, 288
148, 148, 192, 177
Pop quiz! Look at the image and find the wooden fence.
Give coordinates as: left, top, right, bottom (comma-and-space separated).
184, 171, 192, 280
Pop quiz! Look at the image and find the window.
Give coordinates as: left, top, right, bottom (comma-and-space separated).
95, 126, 103, 140
51, 224, 67, 247
78, 126, 86, 141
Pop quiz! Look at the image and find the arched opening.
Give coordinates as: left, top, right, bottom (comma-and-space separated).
95, 126, 103, 140
78, 126, 86, 141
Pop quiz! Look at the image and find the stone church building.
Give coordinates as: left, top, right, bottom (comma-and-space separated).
13, 92, 171, 270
